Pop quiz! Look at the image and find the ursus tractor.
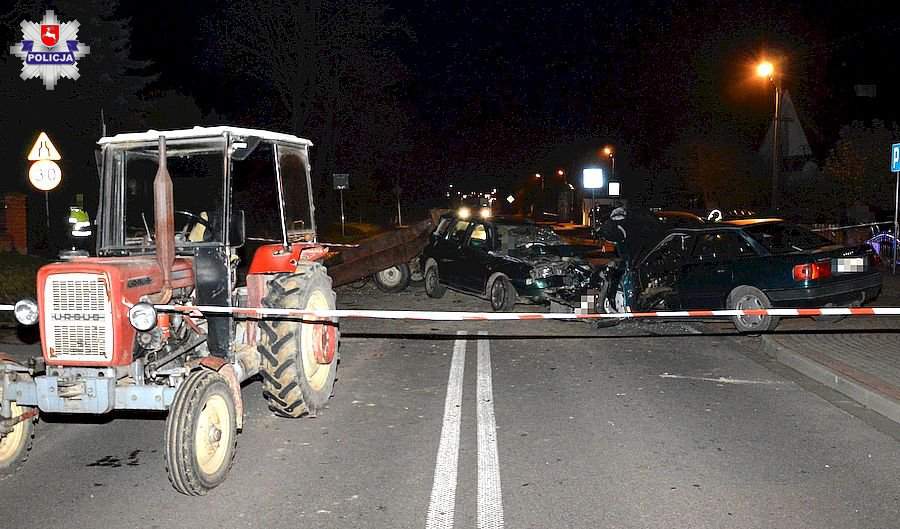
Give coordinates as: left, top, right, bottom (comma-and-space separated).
1, 126, 340, 495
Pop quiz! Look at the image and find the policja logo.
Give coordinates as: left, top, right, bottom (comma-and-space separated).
8, 10, 91, 90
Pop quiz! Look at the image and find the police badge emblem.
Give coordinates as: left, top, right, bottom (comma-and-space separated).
9, 10, 91, 90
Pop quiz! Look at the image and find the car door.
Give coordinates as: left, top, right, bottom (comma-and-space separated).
430, 218, 471, 287
454, 222, 495, 292
680, 231, 758, 308
634, 233, 694, 309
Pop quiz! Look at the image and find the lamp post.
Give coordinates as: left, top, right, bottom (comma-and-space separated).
603, 146, 615, 180
757, 60, 781, 211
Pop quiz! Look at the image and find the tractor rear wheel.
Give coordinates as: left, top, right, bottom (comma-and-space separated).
259, 265, 340, 418
165, 369, 237, 495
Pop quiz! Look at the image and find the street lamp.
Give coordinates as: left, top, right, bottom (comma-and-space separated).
535, 172, 543, 191
603, 146, 615, 180
757, 59, 781, 210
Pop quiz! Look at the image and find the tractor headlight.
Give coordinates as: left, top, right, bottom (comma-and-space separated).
13, 298, 38, 326
128, 302, 157, 332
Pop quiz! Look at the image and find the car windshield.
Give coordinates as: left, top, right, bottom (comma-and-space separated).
742, 223, 832, 254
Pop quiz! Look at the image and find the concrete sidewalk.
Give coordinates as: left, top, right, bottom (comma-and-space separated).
762, 271, 900, 425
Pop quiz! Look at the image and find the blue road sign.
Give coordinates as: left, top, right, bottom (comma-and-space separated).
892, 143, 900, 172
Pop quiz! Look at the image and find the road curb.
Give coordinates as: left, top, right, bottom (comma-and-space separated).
761, 335, 900, 425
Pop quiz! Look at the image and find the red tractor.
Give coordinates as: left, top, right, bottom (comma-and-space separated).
1, 126, 340, 495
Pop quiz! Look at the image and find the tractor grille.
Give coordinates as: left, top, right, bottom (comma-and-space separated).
44, 273, 113, 362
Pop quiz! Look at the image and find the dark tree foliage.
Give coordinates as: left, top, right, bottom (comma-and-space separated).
195, 0, 415, 224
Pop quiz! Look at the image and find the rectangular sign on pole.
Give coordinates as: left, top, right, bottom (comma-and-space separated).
891, 143, 900, 172
332, 173, 349, 190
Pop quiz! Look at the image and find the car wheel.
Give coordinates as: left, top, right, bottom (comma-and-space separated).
594, 281, 623, 328
727, 286, 779, 334
424, 262, 446, 298
489, 275, 516, 312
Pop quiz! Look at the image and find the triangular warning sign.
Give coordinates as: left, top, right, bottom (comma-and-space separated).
27, 132, 61, 161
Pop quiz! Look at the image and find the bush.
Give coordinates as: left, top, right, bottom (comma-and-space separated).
0, 253, 45, 325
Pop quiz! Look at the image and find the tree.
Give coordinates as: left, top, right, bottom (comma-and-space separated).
823, 120, 900, 215
198, 0, 413, 224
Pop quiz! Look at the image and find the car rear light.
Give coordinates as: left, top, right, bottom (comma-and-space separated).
793, 261, 832, 281
870, 252, 882, 267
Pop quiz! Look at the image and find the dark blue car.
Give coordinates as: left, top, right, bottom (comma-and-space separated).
600, 219, 882, 332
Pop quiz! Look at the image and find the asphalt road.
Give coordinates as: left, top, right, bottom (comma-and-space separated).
1, 282, 899, 528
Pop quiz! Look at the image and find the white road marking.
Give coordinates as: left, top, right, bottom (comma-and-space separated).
659, 373, 790, 385
477, 332, 505, 529
425, 331, 467, 529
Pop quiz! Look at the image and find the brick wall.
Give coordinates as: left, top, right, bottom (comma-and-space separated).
1, 193, 27, 254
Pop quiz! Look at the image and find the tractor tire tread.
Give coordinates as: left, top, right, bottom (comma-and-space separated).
258, 265, 340, 419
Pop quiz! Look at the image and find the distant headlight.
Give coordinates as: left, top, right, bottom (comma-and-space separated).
13, 298, 38, 326
128, 302, 157, 332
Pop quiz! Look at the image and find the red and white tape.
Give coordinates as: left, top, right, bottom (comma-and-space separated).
3, 303, 900, 321
151, 304, 900, 321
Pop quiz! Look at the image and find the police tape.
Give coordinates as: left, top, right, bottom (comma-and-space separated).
2, 303, 900, 321
149, 304, 900, 321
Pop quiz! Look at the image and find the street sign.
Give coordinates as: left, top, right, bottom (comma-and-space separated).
892, 143, 900, 172
27, 131, 61, 161
332, 173, 349, 190
28, 159, 61, 190
608, 182, 621, 197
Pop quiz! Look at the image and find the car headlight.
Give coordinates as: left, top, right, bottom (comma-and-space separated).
13, 298, 38, 326
128, 302, 158, 331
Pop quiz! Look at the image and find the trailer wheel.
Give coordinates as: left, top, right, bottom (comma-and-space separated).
259, 265, 340, 418
0, 400, 36, 480
165, 369, 237, 496
373, 263, 411, 293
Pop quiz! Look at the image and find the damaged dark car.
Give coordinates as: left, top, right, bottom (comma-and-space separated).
597, 218, 882, 333
420, 213, 596, 311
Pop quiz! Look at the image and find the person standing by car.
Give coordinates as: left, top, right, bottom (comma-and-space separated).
594, 206, 666, 266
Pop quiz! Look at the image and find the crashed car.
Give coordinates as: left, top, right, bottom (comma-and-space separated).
598, 219, 882, 332
420, 213, 596, 311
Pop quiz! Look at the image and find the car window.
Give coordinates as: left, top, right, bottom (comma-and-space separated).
447, 220, 471, 243
644, 234, 693, 270
743, 223, 831, 254
434, 217, 453, 237
692, 232, 756, 261
467, 223, 489, 249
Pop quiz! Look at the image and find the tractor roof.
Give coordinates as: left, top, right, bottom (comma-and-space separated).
97, 126, 313, 146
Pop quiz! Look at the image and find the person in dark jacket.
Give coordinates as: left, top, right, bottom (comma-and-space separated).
594, 207, 666, 266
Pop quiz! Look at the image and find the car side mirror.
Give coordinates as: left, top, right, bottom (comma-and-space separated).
230, 209, 246, 248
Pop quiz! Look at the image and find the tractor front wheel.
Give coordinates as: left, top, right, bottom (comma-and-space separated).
165, 369, 238, 496
0, 400, 36, 480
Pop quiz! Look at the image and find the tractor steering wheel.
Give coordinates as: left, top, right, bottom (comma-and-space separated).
175, 210, 213, 241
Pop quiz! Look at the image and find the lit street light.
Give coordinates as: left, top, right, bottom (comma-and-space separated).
757, 59, 781, 210
603, 145, 616, 180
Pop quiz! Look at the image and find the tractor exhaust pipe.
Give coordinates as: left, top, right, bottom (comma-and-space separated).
151, 136, 174, 303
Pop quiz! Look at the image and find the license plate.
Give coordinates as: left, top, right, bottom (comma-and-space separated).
835, 257, 865, 273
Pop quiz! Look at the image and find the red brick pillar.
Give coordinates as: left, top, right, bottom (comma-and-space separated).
3, 193, 27, 254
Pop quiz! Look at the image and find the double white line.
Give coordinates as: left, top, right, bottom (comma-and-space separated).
425, 331, 504, 529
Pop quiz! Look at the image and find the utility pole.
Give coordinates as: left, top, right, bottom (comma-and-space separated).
771, 81, 781, 211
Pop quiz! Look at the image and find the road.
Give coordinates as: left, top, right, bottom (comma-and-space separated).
1, 282, 899, 528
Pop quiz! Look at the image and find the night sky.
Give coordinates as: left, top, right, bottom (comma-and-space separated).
2, 1, 900, 222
